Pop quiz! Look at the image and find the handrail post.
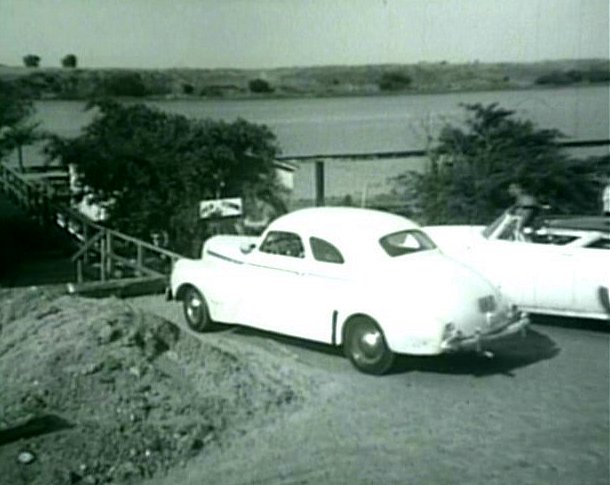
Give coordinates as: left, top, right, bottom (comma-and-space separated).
100, 234, 107, 282
76, 259, 83, 283
83, 224, 89, 266
136, 243, 144, 277
106, 232, 114, 279
44, 184, 53, 226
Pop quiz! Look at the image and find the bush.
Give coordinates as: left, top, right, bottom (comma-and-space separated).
535, 70, 583, 86
99, 72, 148, 97
587, 68, 610, 83
379, 71, 412, 91
248, 78, 274, 94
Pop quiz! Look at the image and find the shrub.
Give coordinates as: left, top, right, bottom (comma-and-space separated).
99, 72, 148, 97
587, 68, 610, 83
248, 78, 274, 94
379, 71, 412, 91
535, 70, 583, 86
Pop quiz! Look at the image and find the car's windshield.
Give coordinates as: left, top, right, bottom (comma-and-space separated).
379, 230, 436, 257
482, 211, 508, 239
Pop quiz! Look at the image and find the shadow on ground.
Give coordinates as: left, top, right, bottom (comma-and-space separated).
214, 323, 559, 378
529, 313, 610, 333
390, 328, 560, 377
0, 415, 74, 447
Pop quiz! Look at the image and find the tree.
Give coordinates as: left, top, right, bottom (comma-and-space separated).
0, 80, 35, 162
394, 103, 605, 224
61, 54, 78, 68
23, 54, 41, 68
2, 121, 42, 171
44, 100, 284, 255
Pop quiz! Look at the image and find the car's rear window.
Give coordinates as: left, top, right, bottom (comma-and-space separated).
379, 230, 436, 257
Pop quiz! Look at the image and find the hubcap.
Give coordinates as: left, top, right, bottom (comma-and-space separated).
354, 326, 384, 363
186, 293, 202, 323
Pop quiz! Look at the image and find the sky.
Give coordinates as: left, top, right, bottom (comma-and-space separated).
0, 0, 608, 70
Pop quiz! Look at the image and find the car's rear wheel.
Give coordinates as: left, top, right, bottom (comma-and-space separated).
344, 317, 394, 375
182, 286, 214, 332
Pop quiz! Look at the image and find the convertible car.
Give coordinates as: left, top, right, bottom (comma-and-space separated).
169, 207, 528, 375
425, 211, 610, 321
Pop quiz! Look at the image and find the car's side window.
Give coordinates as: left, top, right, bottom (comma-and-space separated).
259, 231, 305, 258
310, 237, 344, 264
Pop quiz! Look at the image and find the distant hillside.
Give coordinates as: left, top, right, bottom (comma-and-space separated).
0, 59, 608, 100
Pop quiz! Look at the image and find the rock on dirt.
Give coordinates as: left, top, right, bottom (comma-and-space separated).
0, 287, 313, 485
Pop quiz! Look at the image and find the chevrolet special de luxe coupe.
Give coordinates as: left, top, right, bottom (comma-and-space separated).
425, 211, 610, 322
169, 207, 529, 375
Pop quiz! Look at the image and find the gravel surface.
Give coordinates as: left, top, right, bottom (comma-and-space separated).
0, 287, 317, 485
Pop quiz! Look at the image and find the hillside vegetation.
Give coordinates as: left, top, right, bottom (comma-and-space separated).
0, 59, 608, 100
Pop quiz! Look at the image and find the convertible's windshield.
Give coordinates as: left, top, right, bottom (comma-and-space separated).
482, 211, 507, 239
379, 230, 437, 257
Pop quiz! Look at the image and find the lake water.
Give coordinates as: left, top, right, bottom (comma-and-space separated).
19, 85, 610, 200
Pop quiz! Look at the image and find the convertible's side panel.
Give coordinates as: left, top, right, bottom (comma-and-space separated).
571, 247, 610, 318
530, 245, 575, 312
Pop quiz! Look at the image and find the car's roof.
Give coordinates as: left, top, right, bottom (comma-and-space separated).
273, 207, 419, 231
270, 207, 419, 235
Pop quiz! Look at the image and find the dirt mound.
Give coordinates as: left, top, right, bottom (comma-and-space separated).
0, 287, 308, 485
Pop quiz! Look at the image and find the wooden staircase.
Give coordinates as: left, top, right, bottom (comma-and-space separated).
0, 163, 182, 294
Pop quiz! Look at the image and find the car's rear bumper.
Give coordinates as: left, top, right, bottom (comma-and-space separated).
440, 313, 530, 352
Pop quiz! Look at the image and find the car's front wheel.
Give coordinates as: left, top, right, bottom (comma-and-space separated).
182, 286, 214, 332
344, 317, 394, 375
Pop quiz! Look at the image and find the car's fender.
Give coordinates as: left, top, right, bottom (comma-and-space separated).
334, 287, 447, 356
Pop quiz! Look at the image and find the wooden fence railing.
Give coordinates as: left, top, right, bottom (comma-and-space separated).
0, 163, 183, 285
277, 138, 610, 207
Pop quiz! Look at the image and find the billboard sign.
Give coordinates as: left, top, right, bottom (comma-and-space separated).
199, 197, 243, 219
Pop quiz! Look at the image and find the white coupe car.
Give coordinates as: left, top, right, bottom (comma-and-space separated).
426, 211, 610, 322
169, 207, 528, 374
